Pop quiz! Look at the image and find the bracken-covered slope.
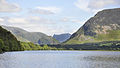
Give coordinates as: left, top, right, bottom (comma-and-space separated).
2, 26, 59, 44
66, 8, 120, 44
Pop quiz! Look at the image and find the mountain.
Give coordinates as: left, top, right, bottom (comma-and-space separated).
0, 26, 22, 53
2, 26, 59, 44
53, 33, 71, 43
66, 8, 120, 44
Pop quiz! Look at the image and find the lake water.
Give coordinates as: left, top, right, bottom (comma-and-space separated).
0, 51, 120, 68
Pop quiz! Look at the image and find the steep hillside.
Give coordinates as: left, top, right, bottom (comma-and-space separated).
53, 33, 71, 43
66, 8, 120, 44
2, 26, 59, 44
0, 26, 22, 53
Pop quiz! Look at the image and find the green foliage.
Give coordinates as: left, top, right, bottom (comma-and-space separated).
43, 44, 49, 50
20, 42, 60, 50
69, 48, 73, 50
0, 39, 4, 53
0, 26, 22, 53
100, 43, 113, 46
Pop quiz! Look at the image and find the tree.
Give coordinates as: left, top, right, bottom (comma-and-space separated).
43, 44, 49, 50
0, 39, 4, 52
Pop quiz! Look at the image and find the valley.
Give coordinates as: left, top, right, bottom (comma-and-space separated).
1, 8, 120, 52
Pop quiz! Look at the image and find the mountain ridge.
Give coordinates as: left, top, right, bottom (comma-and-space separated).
65, 8, 120, 44
2, 25, 59, 44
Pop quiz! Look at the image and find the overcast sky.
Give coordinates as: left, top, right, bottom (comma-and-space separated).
0, 0, 120, 36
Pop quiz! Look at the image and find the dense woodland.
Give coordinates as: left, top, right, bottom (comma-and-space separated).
0, 26, 22, 53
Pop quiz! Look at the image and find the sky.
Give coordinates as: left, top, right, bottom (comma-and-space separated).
0, 0, 120, 36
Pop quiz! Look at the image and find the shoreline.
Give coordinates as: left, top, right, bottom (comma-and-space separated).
1, 50, 120, 54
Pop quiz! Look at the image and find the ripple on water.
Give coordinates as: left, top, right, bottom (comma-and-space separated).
0, 51, 120, 68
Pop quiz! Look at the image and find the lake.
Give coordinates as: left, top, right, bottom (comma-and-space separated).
0, 51, 120, 68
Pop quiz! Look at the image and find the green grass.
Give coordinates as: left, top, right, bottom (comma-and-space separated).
65, 30, 120, 44
96, 30, 120, 41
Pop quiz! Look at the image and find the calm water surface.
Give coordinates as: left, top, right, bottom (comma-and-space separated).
0, 51, 120, 68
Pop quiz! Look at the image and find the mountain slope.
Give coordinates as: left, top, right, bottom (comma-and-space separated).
53, 33, 71, 43
2, 26, 59, 44
66, 8, 120, 44
0, 26, 22, 53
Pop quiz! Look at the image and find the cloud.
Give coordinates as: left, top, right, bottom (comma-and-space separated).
0, 16, 83, 35
71, 19, 82, 24
88, 0, 120, 9
61, 17, 69, 22
28, 16, 55, 24
74, 0, 120, 13
0, 18, 4, 22
8, 18, 27, 24
0, 0, 21, 12
30, 6, 61, 15
61, 17, 84, 24
0, 16, 66, 35
74, 0, 90, 12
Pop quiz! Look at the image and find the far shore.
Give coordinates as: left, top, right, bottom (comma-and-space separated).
1, 50, 120, 54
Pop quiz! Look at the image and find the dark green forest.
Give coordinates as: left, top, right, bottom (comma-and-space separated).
0, 26, 22, 53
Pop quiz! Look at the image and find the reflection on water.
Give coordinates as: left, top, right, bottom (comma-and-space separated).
0, 51, 120, 68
